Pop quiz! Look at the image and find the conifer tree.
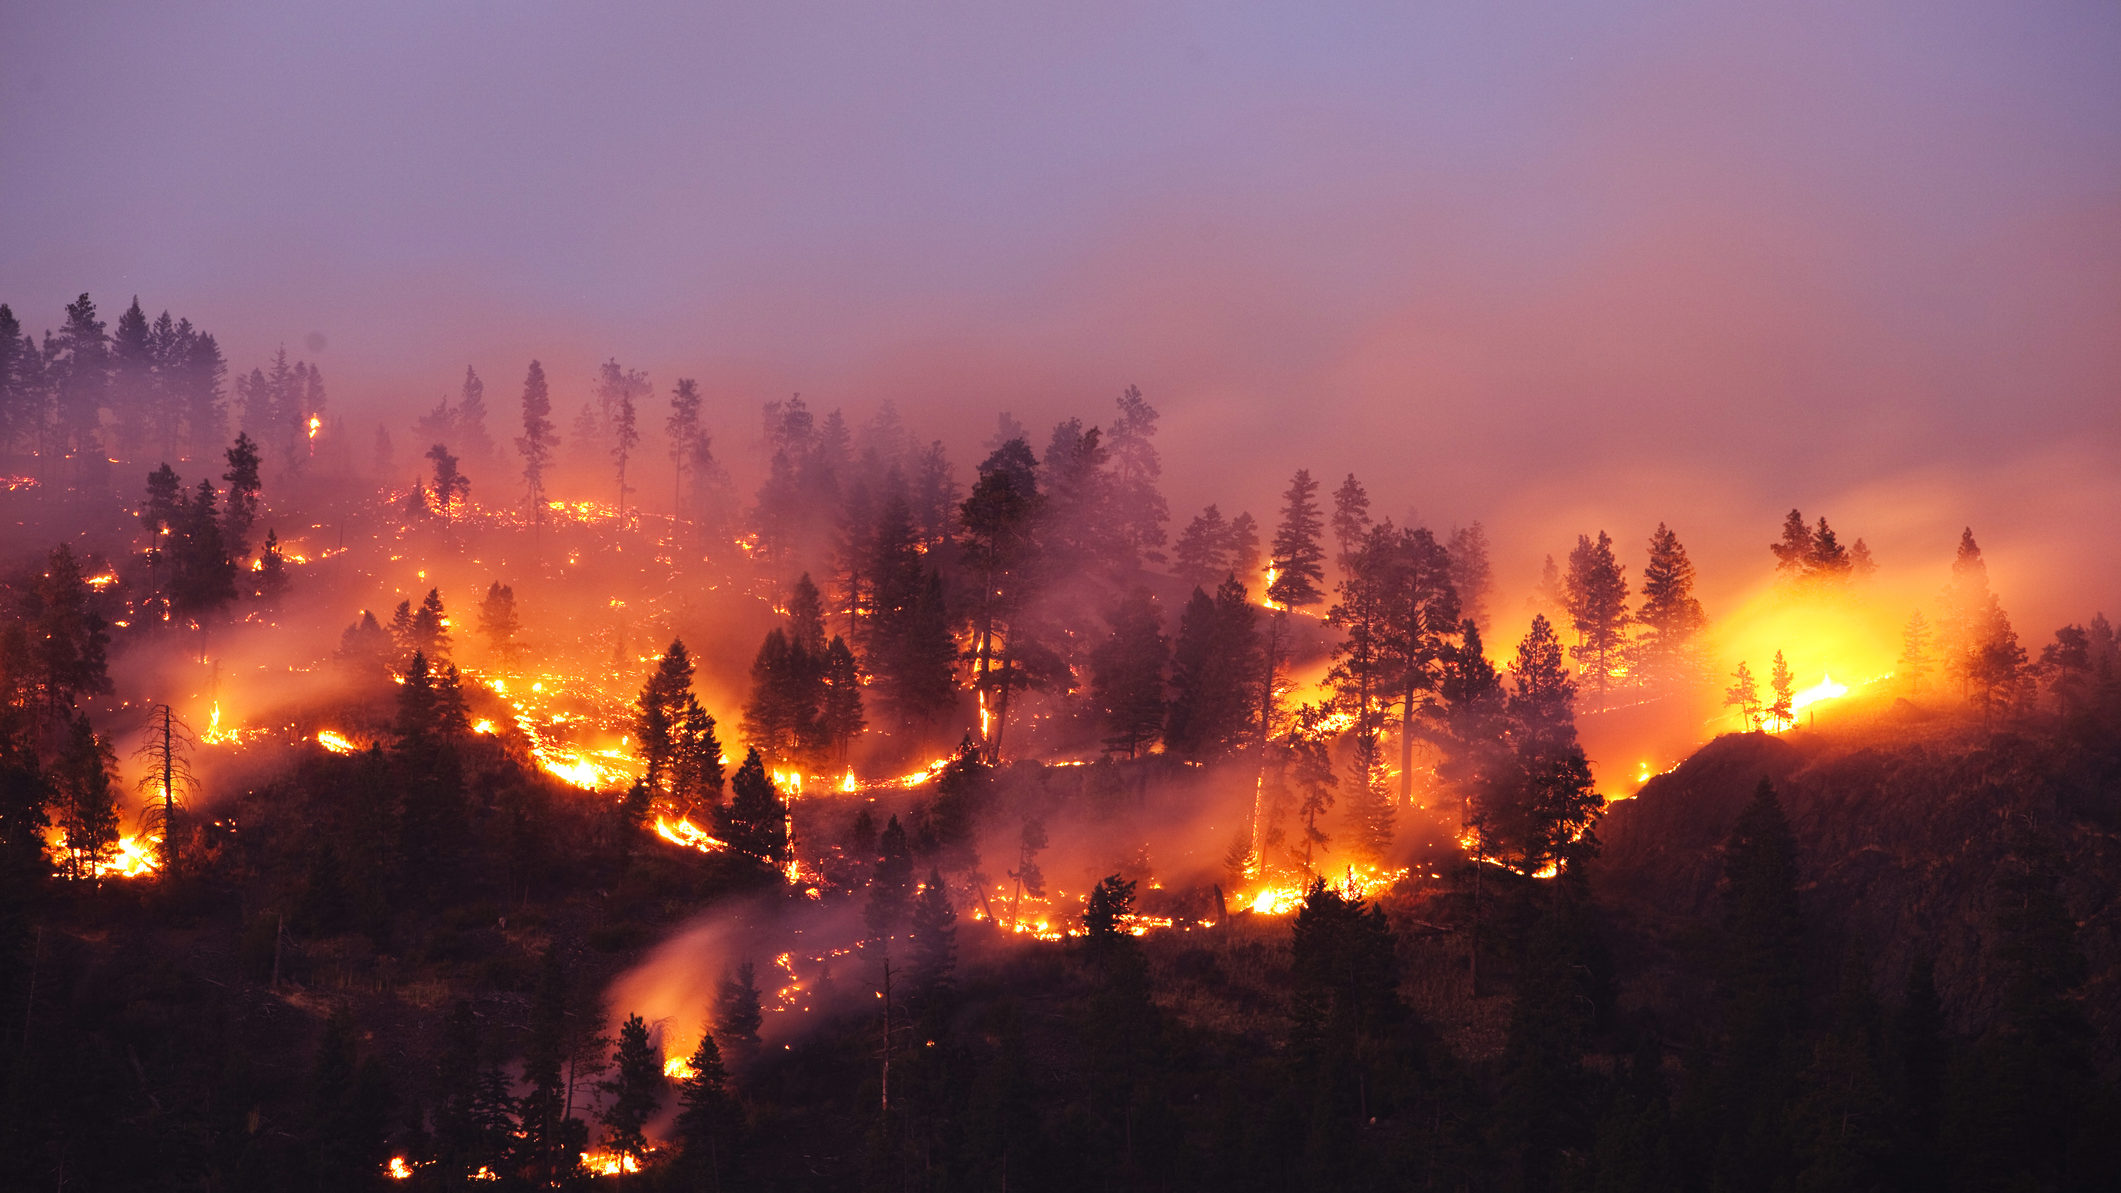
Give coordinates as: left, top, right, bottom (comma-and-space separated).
1090, 587, 1168, 758
425, 442, 468, 521
718, 961, 764, 1046
516, 359, 558, 523
868, 814, 916, 941
220, 434, 262, 562
1726, 662, 1763, 731
667, 377, 704, 518
171, 480, 237, 623
477, 581, 523, 668
819, 635, 865, 766
1164, 579, 1262, 760
722, 748, 788, 867
1007, 817, 1048, 932
1330, 472, 1371, 576
518, 947, 587, 1185
1267, 469, 1326, 609
1633, 523, 1707, 686
1105, 385, 1169, 565
1172, 504, 1230, 588
1223, 511, 1261, 583
675, 1030, 739, 1190
1344, 729, 1394, 862
53, 713, 118, 880
637, 639, 699, 799
1768, 651, 1796, 730
109, 297, 153, 460
1379, 525, 1459, 803
1563, 530, 1630, 708
598, 1013, 662, 1170
454, 366, 495, 467
1770, 509, 1815, 577
910, 867, 958, 1000
257, 528, 288, 601
958, 439, 1046, 758
53, 293, 109, 455
1448, 521, 1494, 632
34, 544, 113, 721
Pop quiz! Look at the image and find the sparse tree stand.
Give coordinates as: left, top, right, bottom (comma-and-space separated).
1262, 469, 1326, 861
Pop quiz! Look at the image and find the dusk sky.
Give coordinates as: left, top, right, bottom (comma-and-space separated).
6, 1, 2118, 617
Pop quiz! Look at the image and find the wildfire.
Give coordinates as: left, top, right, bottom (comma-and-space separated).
387, 1156, 416, 1180
316, 729, 357, 754
106, 834, 162, 879
839, 770, 857, 793
1790, 673, 1851, 714
1240, 863, 1408, 916
664, 1054, 697, 1080
654, 814, 730, 855
581, 1150, 641, 1177
307, 415, 321, 440
86, 572, 119, 588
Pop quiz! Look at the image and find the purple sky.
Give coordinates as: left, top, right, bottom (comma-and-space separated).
5, 1, 2119, 619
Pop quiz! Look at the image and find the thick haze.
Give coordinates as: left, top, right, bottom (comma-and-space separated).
5, 1, 2119, 625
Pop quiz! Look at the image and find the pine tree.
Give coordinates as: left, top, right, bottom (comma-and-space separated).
1768, 650, 1796, 730
598, 1013, 662, 1169
637, 639, 699, 799
454, 366, 495, 467
910, 867, 958, 1000
1223, 511, 1262, 583
1164, 579, 1262, 760
867, 814, 916, 941
33, 544, 113, 721
1633, 523, 1707, 687
1725, 662, 1763, 731
518, 947, 586, 1185
53, 713, 119, 879
1007, 817, 1048, 932
477, 581, 523, 668
1770, 509, 1815, 577
425, 442, 468, 521
1267, 469, 1326, 609
1090, 587, 1168, 758
53, 293, 109, 455
667, 377, 704, 518
958, 439, 1045, 759
1563, 530, 1630, 708
1286, 710, 1337, 876
718, 961, 764, 1046
1105, 385, 1169, 565
674, 1030, 740, 1191
109, 297, 153, 460
257, 528, 288, 602
171, 480, 238, 622
1379, 525, 1459, 804
819, 635, 865, 766
722, 748, 788, 867
1344, 729, 1394, 862
1330, 472, 1371, 576
220, 432, 264, 562
1447, 521, 1494, 632
516, 360, 558, 523
1939, 528, 1992, 697
1172, 504, 1230, 588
